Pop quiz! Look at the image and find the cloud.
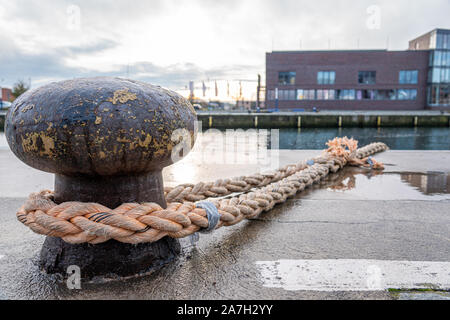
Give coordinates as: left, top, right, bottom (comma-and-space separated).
0, 0, 449, 90
0, 33, 259, 89
0, 35, 119, 85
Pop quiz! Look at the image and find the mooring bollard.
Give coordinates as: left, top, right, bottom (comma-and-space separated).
5, 77, 197, 279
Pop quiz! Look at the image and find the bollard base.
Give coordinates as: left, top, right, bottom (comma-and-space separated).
40, 236, 181, 280
54, 171, 167, 209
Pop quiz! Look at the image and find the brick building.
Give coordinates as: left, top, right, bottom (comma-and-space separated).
1, 88, 14, 102
266, 28, 450, 111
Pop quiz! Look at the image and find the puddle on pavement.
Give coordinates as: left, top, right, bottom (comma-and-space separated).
303, 167, 450, 201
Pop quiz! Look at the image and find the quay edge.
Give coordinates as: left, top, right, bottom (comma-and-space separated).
2, 110, 450, 131
196, 112, 450, 129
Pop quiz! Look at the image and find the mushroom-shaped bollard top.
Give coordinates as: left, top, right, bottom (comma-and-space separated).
6, 77, 197, 208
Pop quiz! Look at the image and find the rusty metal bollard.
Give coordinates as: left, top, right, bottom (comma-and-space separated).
5, 77, 197, 279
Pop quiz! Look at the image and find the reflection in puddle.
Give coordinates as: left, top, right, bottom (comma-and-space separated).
326, 169, 384, 192
311, 167, 450, 201
401, 172, 450, 195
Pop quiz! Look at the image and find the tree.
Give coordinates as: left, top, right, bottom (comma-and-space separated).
12, 80, 30, 99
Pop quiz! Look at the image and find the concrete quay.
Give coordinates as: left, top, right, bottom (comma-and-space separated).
0, 146, 449, 300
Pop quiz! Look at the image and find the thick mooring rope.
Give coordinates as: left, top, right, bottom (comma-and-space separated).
16, 138, 388, 244
165, 159, 310, 203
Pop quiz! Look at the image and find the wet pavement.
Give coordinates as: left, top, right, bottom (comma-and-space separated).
0, 147, 449, 300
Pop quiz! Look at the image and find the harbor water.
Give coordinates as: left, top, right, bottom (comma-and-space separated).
1, 127, 450, 151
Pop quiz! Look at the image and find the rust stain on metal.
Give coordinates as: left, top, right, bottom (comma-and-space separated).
21, 104, 35, 113
34, 115, 42, 124
135, 134, 152, 148
107, 89, 137, 105
21, 132, 56, 157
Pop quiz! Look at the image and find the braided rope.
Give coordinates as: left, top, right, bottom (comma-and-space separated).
16, 139, 388, 244
164, 138, 385, 203
164, 160, 309, 203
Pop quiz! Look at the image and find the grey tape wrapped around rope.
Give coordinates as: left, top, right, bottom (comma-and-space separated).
366, 156, 374, 169
196, 201, 221, 233
188, 201, 222, 245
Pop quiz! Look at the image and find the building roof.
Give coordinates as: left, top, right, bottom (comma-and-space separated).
409, 28, 450, 42
269, 49, 388, 54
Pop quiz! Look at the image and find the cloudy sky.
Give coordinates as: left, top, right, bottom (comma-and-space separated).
0, 0, 449, 98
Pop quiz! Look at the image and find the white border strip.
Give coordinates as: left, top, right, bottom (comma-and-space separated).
256, 259, 450, 291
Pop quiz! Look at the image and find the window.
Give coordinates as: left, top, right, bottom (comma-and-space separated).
430, 67, 450, 83
297, 89, 315, 100
436, 33, 450, 49
445, 52, 450, 66
316, 89, 335, 100
356, 89, 376, 100
376, 90, 397, 100
328, 90, 336, 100
356, 90, 362, 100
435, 51, 442, 66
398, 89, 417, 100
428, 85, 449, 105
429, 86, 438, 105
268, 89, 294, 100
438, 85, 450, 104
317, 71, 336, 85
337, 89, 355, 100
428, 84, 450, 106
442, 68, 449, 83
278, 72, 296, 85
399, 70, 418, 84
358, 71, 376, 84
316, 89, 324, 100
431, 68, 441, 83
277, 89, 296, 100
288, 90, 296, 100
431, 51, 450, 67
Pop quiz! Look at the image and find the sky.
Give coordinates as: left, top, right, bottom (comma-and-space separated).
0, 0, 449, 100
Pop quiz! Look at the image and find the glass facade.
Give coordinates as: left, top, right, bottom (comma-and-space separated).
436, 31, 450, 49
428, 30, 450, 107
